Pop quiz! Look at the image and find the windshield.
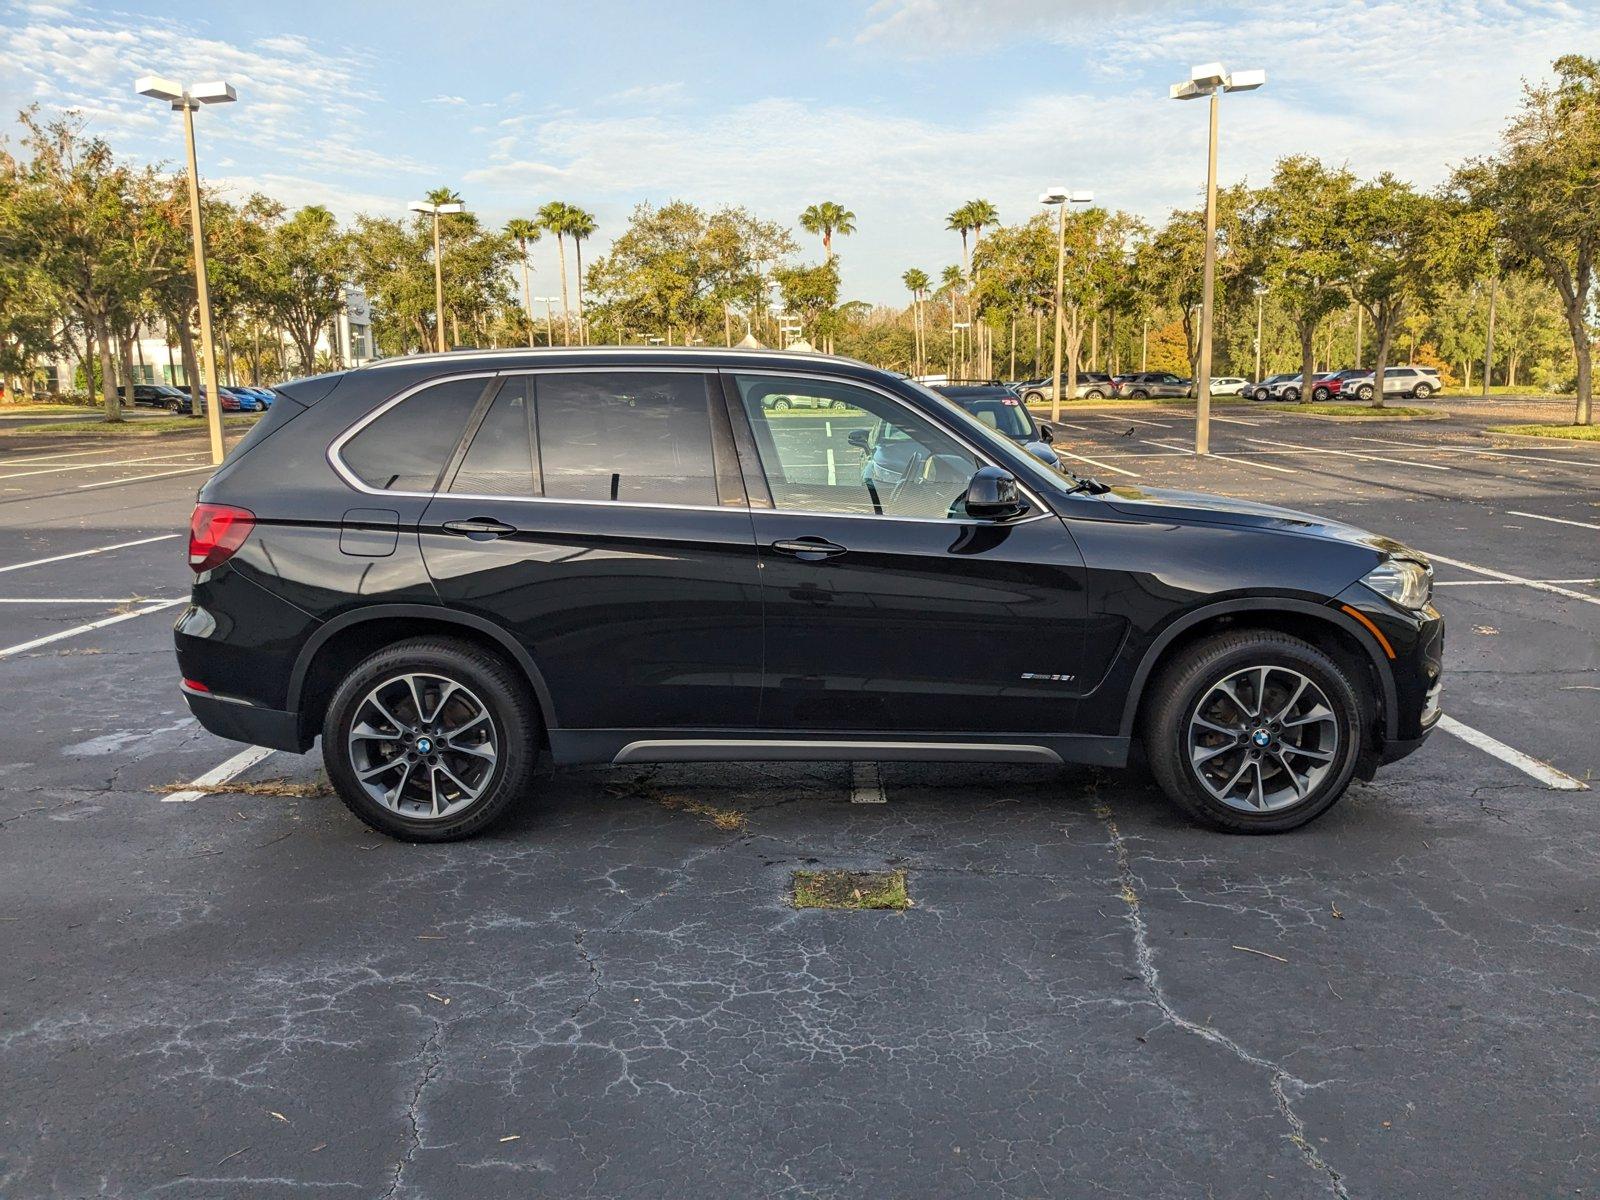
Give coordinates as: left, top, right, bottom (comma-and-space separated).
956, 396, 1035, 439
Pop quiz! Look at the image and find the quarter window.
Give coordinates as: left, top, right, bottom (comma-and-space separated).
342, 377, 486, 492
734, 374, 979, 520
535, 372, 719, 506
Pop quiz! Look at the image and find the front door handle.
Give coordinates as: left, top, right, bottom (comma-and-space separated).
442, 517, 517, 541
771, 537, 847, 561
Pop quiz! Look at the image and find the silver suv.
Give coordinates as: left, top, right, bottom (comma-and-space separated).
1115, 371, 1192, 398
1250, 373, 1303, 401
1346, 367, 1440, 401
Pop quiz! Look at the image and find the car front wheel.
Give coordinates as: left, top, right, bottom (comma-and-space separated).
1313, 387, 1330, 402
1355, 384, 1375, 401
1023, 390, 1045, 404
1143, 631, 1364, 833
322, 637, 539, 842
1253, 388, 1270, 401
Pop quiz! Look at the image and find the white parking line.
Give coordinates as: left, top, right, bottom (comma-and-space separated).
1505, 510, 1600, 532
1425, 552, 1600, 607
1104, 415, 1172, 428
161, 744, 278, 803
0, 450, 208, 482
0, 533, 179, 575
1147, 440, 1298, 474
1349, 438, 1600, 470
850, 761, 886, 804
0, 597, 185, 659
78, 465, 213, 490
0, 597, 156, 603
1436, 715, 1588, 790
1242, 435, 1451, 471
1056, 448, 1139, 477
1210, 415, 1263, 426
1436, 578, 1598, 587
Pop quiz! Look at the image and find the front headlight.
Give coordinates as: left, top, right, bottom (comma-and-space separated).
1361, 558, 1432, 610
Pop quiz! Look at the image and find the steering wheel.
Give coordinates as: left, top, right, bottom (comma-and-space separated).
888, 449, 928, 510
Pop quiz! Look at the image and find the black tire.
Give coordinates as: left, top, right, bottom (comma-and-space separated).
1313, 387, 1330, 402
1141, 630, 1365, 834
1355, 384, 1374, 401
1084, 388, 1104, 398
168, 399, 182, 413
771, 398, 791, 411
1413, 383, 1432, 399
1129, 389, 1149, 399
1253, 387, 1271, 402
1284, 386, 1301, 401
322, 636, 539, 842
1023, 390, 1045, 404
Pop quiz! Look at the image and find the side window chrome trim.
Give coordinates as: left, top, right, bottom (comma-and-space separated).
326, 366, 1050, 526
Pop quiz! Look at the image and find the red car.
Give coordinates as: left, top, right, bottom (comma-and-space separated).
1311, 369, 1369, 402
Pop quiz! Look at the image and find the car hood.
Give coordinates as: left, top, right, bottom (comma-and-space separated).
1100, 484, 1418, 558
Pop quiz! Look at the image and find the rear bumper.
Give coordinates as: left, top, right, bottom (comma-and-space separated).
182, 684, 310, 753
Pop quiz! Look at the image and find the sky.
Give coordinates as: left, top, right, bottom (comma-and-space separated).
1, 0, 1596, 306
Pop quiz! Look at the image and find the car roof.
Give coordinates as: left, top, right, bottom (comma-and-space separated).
353, 345, 878, 374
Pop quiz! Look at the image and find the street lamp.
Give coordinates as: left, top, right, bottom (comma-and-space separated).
530, 296, 560, 347
408, 198, 467, 352
1171, 62, 1264, 453
1040, 187, 1093, 424
135, 75, 236, 465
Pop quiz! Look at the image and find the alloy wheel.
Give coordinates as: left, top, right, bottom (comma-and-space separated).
346, 672, 499, 820
1186, 665, 1339, 813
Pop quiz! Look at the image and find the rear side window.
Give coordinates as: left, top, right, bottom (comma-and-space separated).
450, 378, 536, 497
342, 377, 485, 491
535, 372, 718, 506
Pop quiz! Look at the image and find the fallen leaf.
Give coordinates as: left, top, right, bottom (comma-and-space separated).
426, 993, 451, 1006
1473, 625, 1499, 636
1330, 903, 1344, 919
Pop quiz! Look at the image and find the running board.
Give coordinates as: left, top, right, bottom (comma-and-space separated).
610, 738, 1065, 765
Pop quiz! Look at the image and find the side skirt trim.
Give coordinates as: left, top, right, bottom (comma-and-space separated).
613, 738, 1064, 765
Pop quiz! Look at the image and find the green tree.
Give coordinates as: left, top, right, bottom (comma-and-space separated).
798, 202, 855, 260
1246, 157, 1357, 401
536, 200, 576, 344
771, 258, 841, 346
902, 267, 930, 373
1456, 55, 1600, 422
563, 206, 597, 345
257, 205, 351, 371
505, 218, 541, 346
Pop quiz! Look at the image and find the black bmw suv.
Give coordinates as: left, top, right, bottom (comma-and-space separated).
176, 348, 1443, 841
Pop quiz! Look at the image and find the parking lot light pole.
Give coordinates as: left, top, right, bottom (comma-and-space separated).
1171, 63, 1264, 454
408, 199, 467, 352
135, 76, 236, 466
1254, 285, 1268, 384
1039, 188, 1093, 425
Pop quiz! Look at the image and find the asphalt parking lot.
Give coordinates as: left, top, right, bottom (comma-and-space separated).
1, 396, 1596, 1199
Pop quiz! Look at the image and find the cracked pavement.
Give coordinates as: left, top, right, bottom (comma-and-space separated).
1, 404, 1597, 1198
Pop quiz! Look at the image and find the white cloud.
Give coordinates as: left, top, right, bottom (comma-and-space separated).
852, 0, 1178, 54
426, 94, 469, 106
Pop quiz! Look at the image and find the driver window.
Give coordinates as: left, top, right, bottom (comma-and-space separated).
733, 374, 979, 520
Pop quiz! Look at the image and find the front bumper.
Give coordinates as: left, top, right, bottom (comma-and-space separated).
1332, 587, 1445, 756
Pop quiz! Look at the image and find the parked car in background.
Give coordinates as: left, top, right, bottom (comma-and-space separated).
131, 384, 192, 413
199, 388, 256, 413
1210, 377, 1251, 396
1311, 369, 1373, 402
176, 346, 1443, 841
763, 390, 844, 410
1115, 371, 1192, 399
1250, 373, 1304, 401
1345, 366, 1441, 401
928, 383, 1059, 466
1017, 372, 1119, 403
236, 387, 277, 408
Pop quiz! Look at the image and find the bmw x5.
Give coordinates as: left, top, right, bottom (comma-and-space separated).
176, 348, 1444, 841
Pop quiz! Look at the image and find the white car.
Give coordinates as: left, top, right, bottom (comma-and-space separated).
1209, 377, 1250, 396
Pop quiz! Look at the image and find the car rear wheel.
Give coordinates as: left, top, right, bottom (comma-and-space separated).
1084, 388, 1104, 398
771, 398, 791, 411
1023, 390, 1045, 404
1284, 386, 1301, 402
322, 637, 538, 842
1413, 383, 1433, 399
1143, 631, 1364, 833
1129, 388, 1149, 399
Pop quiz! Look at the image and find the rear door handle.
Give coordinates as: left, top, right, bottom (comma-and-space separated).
442, 517, 518, 540
771, 537, 847, 561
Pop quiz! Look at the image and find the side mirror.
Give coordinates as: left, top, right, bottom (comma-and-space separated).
963, 466, 1027, 521
847, 428, 870, 451
1036, 423, 1054, 443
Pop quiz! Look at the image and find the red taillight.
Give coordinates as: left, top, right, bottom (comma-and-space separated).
182, 678, 210, 693
189, 503, 255, 573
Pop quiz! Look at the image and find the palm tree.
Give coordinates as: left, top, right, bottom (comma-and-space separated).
536, 200, 574, 345
948, 200, 999, 373
903, 268, 930, 374
505, 218, 542, 347
940, 265, 965, 376
799, 202, 856, 260
562, 206, 597, 346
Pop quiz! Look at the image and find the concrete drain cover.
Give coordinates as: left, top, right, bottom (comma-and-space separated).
792, 869, 909, 911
